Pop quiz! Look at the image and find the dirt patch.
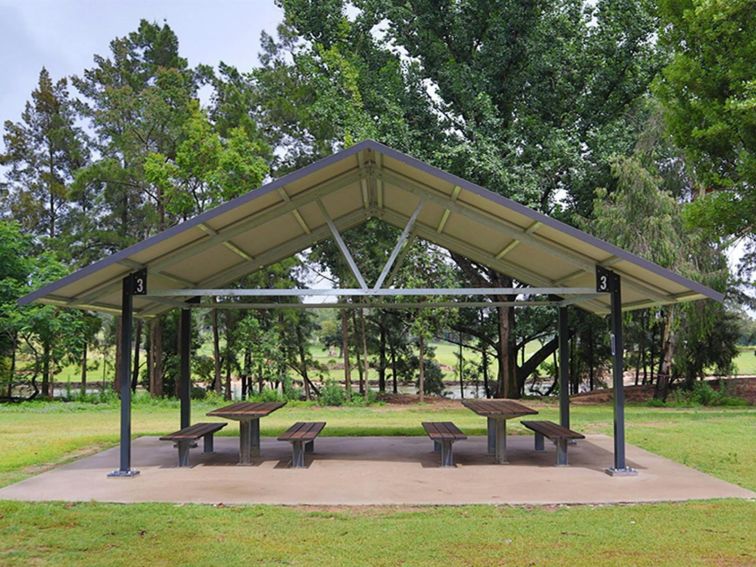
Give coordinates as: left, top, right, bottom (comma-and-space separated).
570, 377, 756, 405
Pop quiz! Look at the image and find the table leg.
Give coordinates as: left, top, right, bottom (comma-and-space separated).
494, 418, 508, 464
239, 420, 252, 465
250, 418, 261, 457
487, 417, 495, 455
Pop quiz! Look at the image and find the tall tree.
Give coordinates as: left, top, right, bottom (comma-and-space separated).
1, 68, 88, 256
654, 0, 755, 279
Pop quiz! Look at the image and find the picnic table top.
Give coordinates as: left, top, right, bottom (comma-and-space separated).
461, 399, 538, 419
207, 401, 286, 419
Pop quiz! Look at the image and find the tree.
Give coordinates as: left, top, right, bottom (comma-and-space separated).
0, 68, 88, 257
655, 0, 755, 279
257, 0, 664, 399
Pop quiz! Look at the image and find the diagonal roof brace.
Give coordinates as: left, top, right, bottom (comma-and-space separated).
373, 199, 424, 290
317, 199, 368, 290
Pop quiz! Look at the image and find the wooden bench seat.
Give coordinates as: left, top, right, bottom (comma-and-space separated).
422, 422, 467, 467
520, 420, 584, 466
278, 422, 326, 468
160, 422, 227, 467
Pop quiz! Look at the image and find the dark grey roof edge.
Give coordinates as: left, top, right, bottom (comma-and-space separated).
18, 141, 373, 305
369, 140, 724, 303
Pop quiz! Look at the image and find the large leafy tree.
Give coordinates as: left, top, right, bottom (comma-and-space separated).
254, 0, 664, 397
654, 0, 755, 279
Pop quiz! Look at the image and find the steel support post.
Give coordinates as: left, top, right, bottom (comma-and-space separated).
606, 274, 637, 476
178, 442, 190, 467
179, 304, 191, 430
534, 432, 545, 451
558, 306, 570, 430
250, 418, 261, 457
239, 420, 252, 465
440, 441, 454, 467
203, 434, 214, 453
494, 418, 508, 464
556, 439, 568, 466
108, 276, 139, 477
487, 417, 495, 454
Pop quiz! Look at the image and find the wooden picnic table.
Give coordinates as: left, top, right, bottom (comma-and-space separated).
461, 399, 538, 464
207, 401, 286, 464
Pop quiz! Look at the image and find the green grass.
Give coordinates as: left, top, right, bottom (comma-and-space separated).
0, 500, 754, 566
0, 400, 754, 566
734, 346, 756, 375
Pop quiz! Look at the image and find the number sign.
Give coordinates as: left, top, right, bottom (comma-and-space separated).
596, 266, 617, 293
130, 269, 148, 296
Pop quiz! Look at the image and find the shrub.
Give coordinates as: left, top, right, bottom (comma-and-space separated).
318, 380, 345, 406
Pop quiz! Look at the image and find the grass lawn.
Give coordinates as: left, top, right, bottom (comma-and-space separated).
0, 400, 754, 565
0, 499, 754, 566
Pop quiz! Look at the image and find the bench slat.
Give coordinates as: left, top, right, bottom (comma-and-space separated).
521, 420, 584, 440
278, 421, 326, 442
422, 421, 466, 441
160, 422, 226, 441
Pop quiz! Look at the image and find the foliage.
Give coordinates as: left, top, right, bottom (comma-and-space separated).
318, 379, 346, 406
654, 0, 755, 278
0, 68, 88, 256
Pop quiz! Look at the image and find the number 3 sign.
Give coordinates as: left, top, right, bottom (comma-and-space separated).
129, 269, 148, 296
596, 266, 617, 293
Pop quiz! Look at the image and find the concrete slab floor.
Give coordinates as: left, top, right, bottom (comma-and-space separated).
0, 435, 752, 506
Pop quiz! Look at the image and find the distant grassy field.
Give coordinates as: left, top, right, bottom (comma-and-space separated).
46, 342, 756, 390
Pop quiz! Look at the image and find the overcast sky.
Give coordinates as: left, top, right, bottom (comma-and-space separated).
0, 0, 283, 125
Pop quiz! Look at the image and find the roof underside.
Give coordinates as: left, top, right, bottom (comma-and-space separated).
19, 140, 722, 317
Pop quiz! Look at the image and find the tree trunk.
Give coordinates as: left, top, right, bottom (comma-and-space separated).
80, 340, 87, 396
131, 318, 142, 392
352, 310, 364, 394
588, 327, 595, 391
458, 336, 464, 399
149, 318, 163, 397
296, 324, 311, 401
496, 305, 515, 398
212, 303, 222, 394
341, 308, 351, 395
418, 334, 425, 403
359, 307, 369, 402
8, 332, 17, 398
42, 338, 51, 399
224, 320, 232, 400
390, 342, 398, 394
649, 322, 655, 384
482, 345, 491, 398
378, 322, 387, 393
654, 309, 676, 401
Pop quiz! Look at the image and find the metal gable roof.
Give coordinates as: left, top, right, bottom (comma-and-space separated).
19, 139, 723, 316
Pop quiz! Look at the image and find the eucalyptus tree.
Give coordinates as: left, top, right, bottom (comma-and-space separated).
0, 68, 88, 259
